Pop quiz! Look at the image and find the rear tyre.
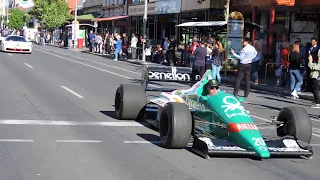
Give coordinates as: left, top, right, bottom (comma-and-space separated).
159, 102, 192, 149
114, 84, 146, 120
276, 106, 312, 144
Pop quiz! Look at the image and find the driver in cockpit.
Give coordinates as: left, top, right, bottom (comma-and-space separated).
205, 80, 219, 96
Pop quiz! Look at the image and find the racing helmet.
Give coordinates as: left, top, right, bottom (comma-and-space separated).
206, 79, 219, 88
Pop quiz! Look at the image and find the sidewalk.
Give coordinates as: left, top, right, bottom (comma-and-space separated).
54, 46, 316, 102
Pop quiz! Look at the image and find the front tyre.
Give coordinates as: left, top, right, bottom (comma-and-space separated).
159, 102, 192, 149
276, 106, 312, 144
114, 84, 146, 120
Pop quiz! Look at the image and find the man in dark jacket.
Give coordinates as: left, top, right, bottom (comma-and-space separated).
304, 38, 319, 92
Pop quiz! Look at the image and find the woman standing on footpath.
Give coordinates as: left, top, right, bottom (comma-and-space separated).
210, 41, 223, 85
251, 40, 262, 85
308, 54, 320, 108
289, 43, 303, 99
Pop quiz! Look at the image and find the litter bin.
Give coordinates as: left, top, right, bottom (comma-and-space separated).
78, 38, 84, 48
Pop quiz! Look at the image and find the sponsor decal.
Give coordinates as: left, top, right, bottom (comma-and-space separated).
282, 139, 299, 148
268, 147, 309, 152
199, 137, 246, 151
186, 98, 210, 111
236, 123, 258, 131
221, 96, 249, 118
259, 146, 268, 151
148, 67, 201, 81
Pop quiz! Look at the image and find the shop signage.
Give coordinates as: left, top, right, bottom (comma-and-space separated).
181, 0, 209, 11
115, 21, 136, 26
155, 0, 181, 14
296, 13, 320, 22
274, 0, 295, 6
210, 0, 228, 9
128, 2, 156, 16
232, 0, 252, 6
301, 0, 320, 5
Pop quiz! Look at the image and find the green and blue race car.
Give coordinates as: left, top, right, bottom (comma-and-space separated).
114, 64, 313, 159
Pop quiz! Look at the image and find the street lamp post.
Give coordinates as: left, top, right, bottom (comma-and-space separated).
6, 0, 9, 26
73, 0, 78, 48
142, 0, 147, 61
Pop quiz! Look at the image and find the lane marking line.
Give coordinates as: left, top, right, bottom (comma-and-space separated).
38, 49, 160, 88
244, 102, 320, 124
7, 53, 12, 56
61, 86, 84, 98
56, 140, 102, 143
124, 141, 161, 144
36, 49, 133, 79
310, 144, 320, 146
50, 51, 140, 75
24, 63, 34, 68
250, 114, 320, 139
0, 120, 145, 126
0, 139, 34, 142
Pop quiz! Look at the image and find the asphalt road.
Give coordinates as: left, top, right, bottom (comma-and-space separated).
0, 45, 319, 180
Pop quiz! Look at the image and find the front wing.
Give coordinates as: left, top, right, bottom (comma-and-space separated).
192, 136, 313, 159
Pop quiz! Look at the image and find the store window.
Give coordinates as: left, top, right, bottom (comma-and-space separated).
180, 11, 207, 45
289, 12, 315, 45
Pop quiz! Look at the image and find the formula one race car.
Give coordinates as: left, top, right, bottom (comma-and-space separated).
114, 64, 313, 159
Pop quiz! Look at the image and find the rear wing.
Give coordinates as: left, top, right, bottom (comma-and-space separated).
141, 64, 201, 91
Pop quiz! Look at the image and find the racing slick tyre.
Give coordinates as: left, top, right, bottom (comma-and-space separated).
114, 84, 146, 120
159, 102, 192, 149
276, 106, 312, 144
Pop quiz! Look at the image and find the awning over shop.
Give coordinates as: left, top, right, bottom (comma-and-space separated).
95, 15, 128, 22
76, 12, 103, 21
176, 21, 266, 30
176, 21, 227, 27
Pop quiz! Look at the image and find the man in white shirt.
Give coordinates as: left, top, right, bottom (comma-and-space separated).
130, 33, 138, 59
231, 38, 257, 97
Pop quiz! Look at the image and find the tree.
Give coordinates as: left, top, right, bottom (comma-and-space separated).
8, 8, 25, 29
30, 0, 72, 29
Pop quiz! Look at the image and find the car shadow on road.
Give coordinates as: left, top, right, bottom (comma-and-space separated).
136, 133, 162, 147
100, 110, 117, 119
257, 95, 310, 107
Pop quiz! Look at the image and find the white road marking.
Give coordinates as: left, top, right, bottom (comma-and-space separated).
24, 63, 34, 68
0, 120, 144, 126
37, 49, 133, 79
244, 102, 320, 123
61, 86, 84, 98
37, 49, 161, 88
56, 140, 102, 143
310, 144, 320, 146
124, 141, 161, 144
250, 114, 320, 139
54, 51, 140, 75
0, 139, 34, 142
7, 53, 12, 56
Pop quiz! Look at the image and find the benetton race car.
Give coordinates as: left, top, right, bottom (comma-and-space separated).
114, 64, 313, 159
0, 35, 32, 54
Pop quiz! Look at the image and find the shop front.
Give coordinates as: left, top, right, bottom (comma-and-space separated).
128, 2, 156, 42
128, 0, 181, 45
179, 0, 210, 45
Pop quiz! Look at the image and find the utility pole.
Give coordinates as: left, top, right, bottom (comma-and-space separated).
6, 0, 9, 26
73, 0, 78, 48
142, 0, 147, 61
1, 0, 5, 28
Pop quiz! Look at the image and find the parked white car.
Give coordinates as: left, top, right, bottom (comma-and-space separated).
0, 35, 32, 54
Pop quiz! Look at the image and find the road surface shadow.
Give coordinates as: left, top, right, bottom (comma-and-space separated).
136, 133, 162, 147
100, 110, 117, 119
257, 95, 310, 107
